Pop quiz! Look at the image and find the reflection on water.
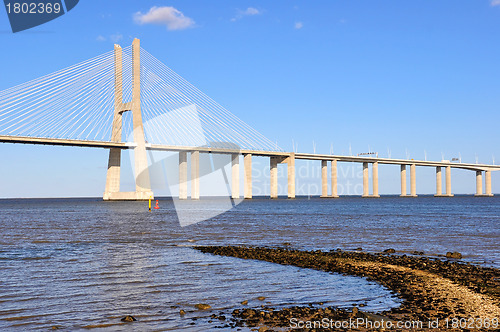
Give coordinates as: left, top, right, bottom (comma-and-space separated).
0, 196, 498, 330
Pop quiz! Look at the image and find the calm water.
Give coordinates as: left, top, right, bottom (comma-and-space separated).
0, 196, 498, 330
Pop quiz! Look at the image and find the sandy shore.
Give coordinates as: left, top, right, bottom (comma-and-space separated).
196, 246, 500, 331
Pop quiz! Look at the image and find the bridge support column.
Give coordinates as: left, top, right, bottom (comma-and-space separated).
287, 153, 295, 199
410, 164, 417, 197
435, 167, 442, 196
362, 162, 369, 197
372, 162, 380, 197
179, 152, 187, 200
331, 159, 339, 198
244, 154, 252, 199
445, 166, 453, 197
475, 171, 483, 197
191, 151, 200, 200
321, 160, 328, 197
270, 157, 278, 199
231, 154, 239, 199
104, 149, 121, 199
400, 165, 407, 197
485, 170, 493, 196
436, 166, 453, 197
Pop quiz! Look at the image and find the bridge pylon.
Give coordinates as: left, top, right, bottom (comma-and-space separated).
103, 38, 154, 201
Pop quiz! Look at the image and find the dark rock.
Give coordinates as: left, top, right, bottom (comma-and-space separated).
446, 252, 462, 259
383, 248, 396, 254
120, 315, 136, 322
361, 311, 392, 322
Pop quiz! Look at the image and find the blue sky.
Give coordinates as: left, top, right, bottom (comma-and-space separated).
0, 1, 499, 197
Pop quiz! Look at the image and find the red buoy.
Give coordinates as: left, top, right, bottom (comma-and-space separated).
154, 200, 160, 209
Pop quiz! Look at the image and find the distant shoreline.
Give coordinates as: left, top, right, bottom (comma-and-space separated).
0, 194, 495, 200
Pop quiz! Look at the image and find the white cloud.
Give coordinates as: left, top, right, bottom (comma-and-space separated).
110, 34, 123, 43
492, 0, 500, 6
231, 7, 262, 21
96, 34, 123, 43
294, 21, 303, 29
134, 6, 195, 31
243, 7, 260, 15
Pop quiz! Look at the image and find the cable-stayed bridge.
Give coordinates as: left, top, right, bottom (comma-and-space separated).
0, 39, 498, 200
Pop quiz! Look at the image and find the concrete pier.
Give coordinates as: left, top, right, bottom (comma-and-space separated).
475, 171, 483, 196
179, 152, 187, 200
321, 160, 328, 197
331, 159, 339, 198
485, 170, 493, 196
191, 151, 200, 199
435, 167, 442, 196
410, 164, 417, 197
400, 165, 407, 197
244, 153, 252, 199
231, 154, 239, 199
436, 165, 453, 197
104, 149, 121, 198
372, 162, 380, 197
362, 162, 379, 198
270, 157, 278, 199
287, 153, 295, 199
445, 165, 453, 197
362, 162, 369, 197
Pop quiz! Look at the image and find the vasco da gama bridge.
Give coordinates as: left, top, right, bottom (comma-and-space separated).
0, 39, 498, 200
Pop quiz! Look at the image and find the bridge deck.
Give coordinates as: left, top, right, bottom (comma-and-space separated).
1, 135, 498, 171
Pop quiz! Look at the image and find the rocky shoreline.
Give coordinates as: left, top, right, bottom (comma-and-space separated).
195, 246, 500, 331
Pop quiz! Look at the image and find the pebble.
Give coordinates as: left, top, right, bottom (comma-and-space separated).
194, 303, 211, 310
